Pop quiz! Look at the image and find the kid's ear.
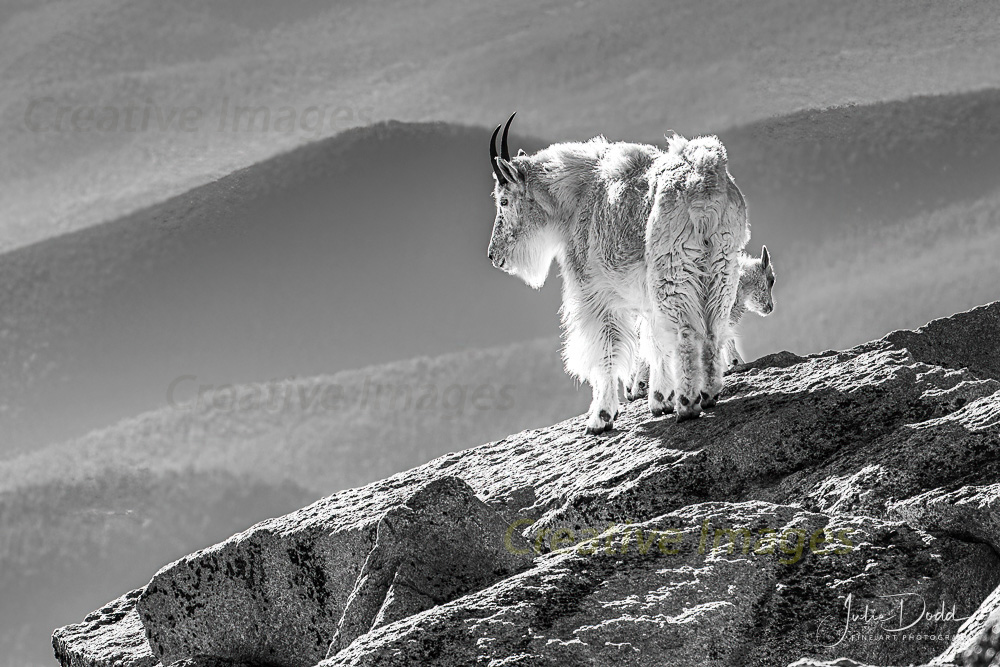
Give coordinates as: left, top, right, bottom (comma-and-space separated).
761, 245, 770, 268
517, 148, 527, 157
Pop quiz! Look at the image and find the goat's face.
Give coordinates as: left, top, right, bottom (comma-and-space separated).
743, 245, 776, 316
486, 114, 556, 289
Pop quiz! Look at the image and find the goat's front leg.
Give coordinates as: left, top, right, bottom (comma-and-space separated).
586, 366, 619, 434
564, 303, 634, 435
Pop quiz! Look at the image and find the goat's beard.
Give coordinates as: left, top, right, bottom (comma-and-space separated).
506, 227, 561, 289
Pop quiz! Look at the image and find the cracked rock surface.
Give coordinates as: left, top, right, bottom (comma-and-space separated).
54, 302, 1000, 667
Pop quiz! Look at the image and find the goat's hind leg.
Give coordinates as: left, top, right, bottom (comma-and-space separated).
645, 336, 675, 417
701, 333, 723, 409
671, 322, 704, 421
645, 271, 704, 421
702, 249, 741, 408
647, 307, 705, 421
646, 282, 704, 421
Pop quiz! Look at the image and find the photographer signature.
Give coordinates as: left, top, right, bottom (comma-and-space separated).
820, 592, 970, 647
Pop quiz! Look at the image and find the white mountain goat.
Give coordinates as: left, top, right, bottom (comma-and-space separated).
487, 114, 750, 432
627, 245, 775, 401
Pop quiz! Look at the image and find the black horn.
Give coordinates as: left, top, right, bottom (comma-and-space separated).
490, 123, 506, 184
500, 111, 516, 161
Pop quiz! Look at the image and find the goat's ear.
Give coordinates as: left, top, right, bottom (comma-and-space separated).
761, 245, 770, 268
517, 148, 527, 157
497, 158, 526, 189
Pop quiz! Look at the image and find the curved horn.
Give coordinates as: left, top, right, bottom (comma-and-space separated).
490, 123, 506, 184
500, 111, 516, 161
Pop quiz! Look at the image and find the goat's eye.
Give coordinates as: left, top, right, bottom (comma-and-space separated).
500, 198, 509, 207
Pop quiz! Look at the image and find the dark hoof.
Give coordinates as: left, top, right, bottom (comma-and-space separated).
676, 409, 701, 423
586, 410, 614, 435
585, 421, 614, 435
651, 402, 675, 417
627, 380, 649, 402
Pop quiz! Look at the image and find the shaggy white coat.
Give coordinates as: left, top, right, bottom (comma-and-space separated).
489, 133, 750, 431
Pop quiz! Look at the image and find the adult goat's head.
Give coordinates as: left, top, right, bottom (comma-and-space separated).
486, 113, 555, 288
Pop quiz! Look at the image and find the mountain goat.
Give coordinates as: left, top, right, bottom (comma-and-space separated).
487, 113, 749, 432
627, 245, 775, 401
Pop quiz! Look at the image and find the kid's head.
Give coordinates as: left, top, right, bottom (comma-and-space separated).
740, 246, 775, 316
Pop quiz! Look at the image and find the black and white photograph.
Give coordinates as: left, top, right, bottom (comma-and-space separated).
2, 1, 1000, 666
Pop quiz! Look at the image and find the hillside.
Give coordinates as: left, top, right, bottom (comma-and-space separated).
2, 0, 999, 251
3, 90, 1000, 457
52, 300, 1000, 667
0, 339, 587, 667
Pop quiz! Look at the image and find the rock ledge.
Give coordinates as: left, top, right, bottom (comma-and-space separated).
54, 301, 1000, 667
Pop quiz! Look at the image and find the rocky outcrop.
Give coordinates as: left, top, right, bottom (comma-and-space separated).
52, 590, 157, 667
135, 476, 531, 667
54, 301, 1000, 667
323, 505, 993, 667
878, 301, 1000, 382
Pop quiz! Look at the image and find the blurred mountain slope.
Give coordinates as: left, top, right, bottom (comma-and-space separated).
3, 90, 1000, 455
2, 0, 998, 250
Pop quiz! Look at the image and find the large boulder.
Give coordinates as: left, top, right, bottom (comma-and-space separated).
876, 300, 1000, 382
52, 590, 157, 667
323, 504, 995, 667
136, 476, 532, 667
54, 301, 1000, 667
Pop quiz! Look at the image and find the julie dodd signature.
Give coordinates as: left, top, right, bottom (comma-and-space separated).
819, 592, 971, 647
